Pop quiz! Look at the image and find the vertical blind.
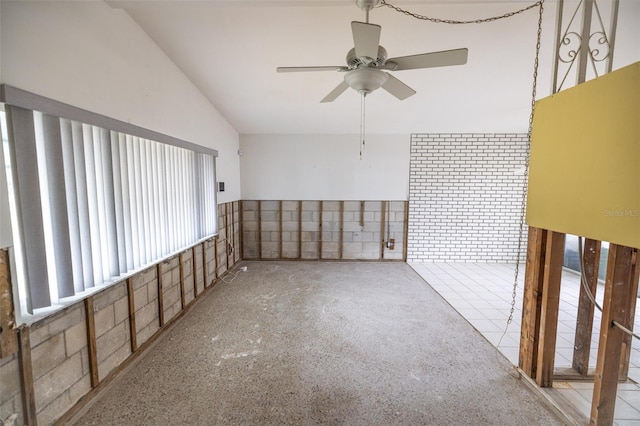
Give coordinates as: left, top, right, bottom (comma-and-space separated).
1, 86, 218, 315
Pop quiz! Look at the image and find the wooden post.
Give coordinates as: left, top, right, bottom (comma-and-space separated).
572, 238, 601, 375
18, 327, 37, 425
214, 236, 219, 279
178, 252, 185, 309
202, 242, 208, 288
239, 200, 245, 260
403, 201, 409, 261
225, 203, 231, 269
126, 278, 137, 353
618, 248, 639, 379
535, 231, 565, 387
258, 200, 263, 260
84, 297, 99, 388
279, 200, 283, 259
519, 226, 547, 378
359, 201, 365, 228
298, 201, 302, 260
318, 201, 323, 260
192, 246, 199, 298
591, 244, 634, 425
157, 263, 165, 327
339, 201, 344, 260
0, 249, 18, 357
380, 201, 387, 260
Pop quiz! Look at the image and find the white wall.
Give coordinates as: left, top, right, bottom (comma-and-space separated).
0, 1, 241, 247
240, 134, 409, 201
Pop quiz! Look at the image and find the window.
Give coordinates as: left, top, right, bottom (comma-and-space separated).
1, 85, 218, 322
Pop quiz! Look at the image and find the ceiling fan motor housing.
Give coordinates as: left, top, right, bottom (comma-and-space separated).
346, 46, 387, 68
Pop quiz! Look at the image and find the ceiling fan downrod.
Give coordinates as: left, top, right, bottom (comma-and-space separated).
356, 0, 381, 23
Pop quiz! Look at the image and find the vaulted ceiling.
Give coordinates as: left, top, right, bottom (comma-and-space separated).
107, 0, 637, 135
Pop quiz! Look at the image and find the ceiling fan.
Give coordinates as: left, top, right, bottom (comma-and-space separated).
276, 0, 469, 102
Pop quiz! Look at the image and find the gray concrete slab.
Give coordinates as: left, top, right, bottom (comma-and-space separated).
74, 261, 563, 425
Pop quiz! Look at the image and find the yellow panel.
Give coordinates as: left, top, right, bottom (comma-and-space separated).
527, 62, 640, 249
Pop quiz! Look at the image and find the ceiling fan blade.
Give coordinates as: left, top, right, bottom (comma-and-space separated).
351, 21, 381, 60
277, 66, 348, 73
385, 48, 468, 71
381, 73, 416, 100
321, 81, 349, 103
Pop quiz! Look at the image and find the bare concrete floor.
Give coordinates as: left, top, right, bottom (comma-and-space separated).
74, 261, 563, 425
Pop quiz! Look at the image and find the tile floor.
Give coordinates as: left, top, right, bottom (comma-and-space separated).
409, 262, 640, 425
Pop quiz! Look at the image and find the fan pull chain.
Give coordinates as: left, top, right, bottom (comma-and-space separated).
360, 93, 366, 160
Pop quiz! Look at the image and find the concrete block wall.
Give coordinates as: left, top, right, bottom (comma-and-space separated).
408, 133, 528, 262
0, 201, 240, 426
242, 200, 407, 261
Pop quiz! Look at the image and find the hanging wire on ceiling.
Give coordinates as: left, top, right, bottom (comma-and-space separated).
577, 236, 640, 341
381, 0, 545, 341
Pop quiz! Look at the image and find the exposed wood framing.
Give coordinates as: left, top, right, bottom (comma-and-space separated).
403, 201, 409, 261
298, 201, 302, 260
591, 244, 635, 425
0, 249, 18, 358
156, 263, 165, 327
279, 200, 283, 259
519, 227, 547, 378
231, 202, 237, 264
239, 201, 245, 260
360, 201, 365, 227
258, 200, 263, 260
572, 238, 601, 375
18, 327, 37, 425
192, 246, 199, 298
214, 236, 219, 279
202, 242, 208, 288
535, 230, 565, 387
224, 203, 230, 270
84, 297, 99, 388
178, 252, 186, 309
339, 201, 344, 260
380, 201, 387, 259
618, 248, 639, 379
126, 278, 138, 353
318, 201, 323, 259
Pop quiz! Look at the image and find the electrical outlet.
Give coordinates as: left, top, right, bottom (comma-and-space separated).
388, 239, 395, 250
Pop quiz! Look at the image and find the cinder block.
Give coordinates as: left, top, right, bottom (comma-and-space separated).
0, 356, 22, 400
96, 321, 129, 363
64, 321, 87, 357
282, 200, 298, 211
33, 351, 84, 410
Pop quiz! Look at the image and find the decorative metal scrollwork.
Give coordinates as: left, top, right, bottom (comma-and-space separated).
552, 0, 617, 93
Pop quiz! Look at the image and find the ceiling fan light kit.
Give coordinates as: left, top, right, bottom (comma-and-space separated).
276, 0, 468, 103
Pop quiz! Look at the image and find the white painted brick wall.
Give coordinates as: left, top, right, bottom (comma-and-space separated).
407, 133, 528, 262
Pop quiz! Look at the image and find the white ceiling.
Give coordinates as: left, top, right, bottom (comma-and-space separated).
109, 0, 561, 135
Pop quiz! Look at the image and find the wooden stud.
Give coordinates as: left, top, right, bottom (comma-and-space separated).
225, 203, 231, 269
18, 326, 37, 426
403, 201, 409, 262
84, 297, 99, 388
380, 201, 387, 260
258, 200, 263, 260
519, 227, 547, 378
214, 236, 219, 279
572, 238, 601, 375
318, 201, 323, 260
192, 246, 199, 298
157, 263, 165, 327
230, 201, 238, 266
618, 248, 639, 379
360, 201, 365, 228
0, 249, 18, 358
535, 231, 565, 387
202, 242, 208, 288
126, 278, 138, 353
239, 200, 245, 260
279, 200, 283, 259
298, 201, 302, 260
178, 252, 186, 310
591, 244, 635, 425
339, 201, 344, 260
